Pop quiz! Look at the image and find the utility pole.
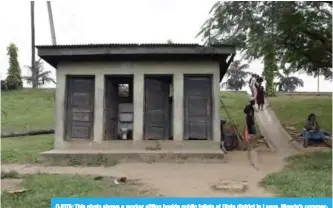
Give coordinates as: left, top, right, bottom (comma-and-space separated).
317, 72, 320, 94
47, 1, 57, 45
30, 1, 37, 88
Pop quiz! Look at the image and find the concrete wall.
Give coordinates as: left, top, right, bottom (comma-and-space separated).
55, 61, 221, 149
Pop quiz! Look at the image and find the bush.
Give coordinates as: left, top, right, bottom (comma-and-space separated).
5, 43, 23, 90
1, 80, 8, 91
5, 75, 23, 90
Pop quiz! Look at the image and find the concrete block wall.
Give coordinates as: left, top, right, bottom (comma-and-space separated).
54, 61, 221, 149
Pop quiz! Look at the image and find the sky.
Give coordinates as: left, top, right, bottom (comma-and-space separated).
0, 0, 332, 91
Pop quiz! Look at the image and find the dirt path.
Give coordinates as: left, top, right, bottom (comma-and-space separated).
2, 150, 285, 197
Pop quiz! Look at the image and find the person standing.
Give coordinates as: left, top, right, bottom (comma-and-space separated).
243, 99, 257, 138
249, 74, 257, 99
256, 80, 265, 111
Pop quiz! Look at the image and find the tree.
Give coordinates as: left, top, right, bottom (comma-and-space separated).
23, 58, 56, 87
197, 1, 332, 95
221, 60, 250, 91
5, 43, 23, 90
270, 2, 331, 80
167, 39, 173, 44
274, 69, 304, 92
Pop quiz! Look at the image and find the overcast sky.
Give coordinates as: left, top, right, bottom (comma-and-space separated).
0, 0, 331, 91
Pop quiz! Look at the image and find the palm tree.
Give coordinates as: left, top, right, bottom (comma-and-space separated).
274, 69, 304, 92
221, 60, 250, 91
24, 59, 56, 87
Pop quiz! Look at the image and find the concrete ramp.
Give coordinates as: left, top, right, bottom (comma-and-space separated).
256, 100, 301, 156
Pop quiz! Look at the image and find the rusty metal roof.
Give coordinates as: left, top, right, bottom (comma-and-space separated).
36, 43, 234, 48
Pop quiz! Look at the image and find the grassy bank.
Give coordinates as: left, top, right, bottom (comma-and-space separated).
269, 95, 332, 131
1, 135, 53, 164
1, 89, 55, 163
266, 95, 332, 196
262, 151, 332, 197
219, 91, 249, 130
1, 89, 55, 132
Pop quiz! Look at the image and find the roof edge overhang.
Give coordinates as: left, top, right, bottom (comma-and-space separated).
37, 44, 235, 57
36, 43, 236, 81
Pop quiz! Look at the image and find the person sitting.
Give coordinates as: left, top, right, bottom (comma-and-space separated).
300, 113, 330, 147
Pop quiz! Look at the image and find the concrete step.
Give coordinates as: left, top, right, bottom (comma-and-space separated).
54, 140, 222, 150
40, 149, 225, 166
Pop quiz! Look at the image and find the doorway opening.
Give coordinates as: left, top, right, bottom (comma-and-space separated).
104, 75, 134, 140
144, 75, 173, 140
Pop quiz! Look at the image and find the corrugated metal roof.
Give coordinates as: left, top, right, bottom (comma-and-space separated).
36, 43, 233, 48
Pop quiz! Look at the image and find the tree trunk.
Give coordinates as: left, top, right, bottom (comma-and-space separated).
31, 1, 37, 88
263, 46, 277, 97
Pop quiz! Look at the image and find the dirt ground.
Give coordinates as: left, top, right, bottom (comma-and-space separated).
1, 179, 24, 193
1, 149, 285, 197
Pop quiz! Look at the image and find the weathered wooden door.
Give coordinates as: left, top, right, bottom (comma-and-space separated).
65, 76, 95, 140
104, 80, 119, 140
184, 76, 212, 140
144, 77, 170, 140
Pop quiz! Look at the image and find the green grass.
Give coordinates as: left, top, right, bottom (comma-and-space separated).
1, 89, 55, 132
262, 151, 332, 197
265, 95, 332, 196
1, 135, 53, 164
1, 89, 55, 163
269, 95, 332, 131
220, 91, 249, 130
1, 174, 150, 208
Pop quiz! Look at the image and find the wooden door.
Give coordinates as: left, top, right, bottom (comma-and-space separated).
144, 77, 170, 140
65, 76, 95, 140
184, 76, 212, 140
104, 80, 119, 140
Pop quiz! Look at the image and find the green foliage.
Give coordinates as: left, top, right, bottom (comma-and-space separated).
5, 43, 23, 90
274, 69, 304, 92
263, 48, 277, 96
23, 58, 56, 87
222, 60, 250, 91
197, 1, 332, 80
1, 80, 8, 90
276, 2, 332, 79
